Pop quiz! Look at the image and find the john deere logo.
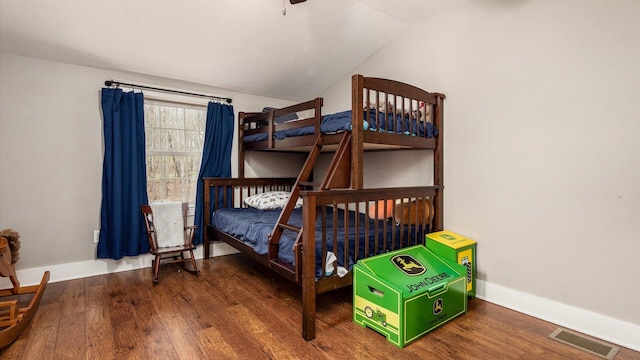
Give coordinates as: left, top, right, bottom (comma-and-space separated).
391, 254, 426, 276
433, 298, 443, 315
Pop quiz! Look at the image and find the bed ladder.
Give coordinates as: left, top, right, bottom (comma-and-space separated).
268, 132, 352, 276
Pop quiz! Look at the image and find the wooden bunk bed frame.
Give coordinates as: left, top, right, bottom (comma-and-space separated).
203, 74, 445, 341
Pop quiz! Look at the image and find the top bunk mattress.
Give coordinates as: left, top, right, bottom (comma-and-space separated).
243, 109, 439, 143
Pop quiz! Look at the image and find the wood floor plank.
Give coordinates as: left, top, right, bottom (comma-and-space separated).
39, 281, 65, 307
151, 271, 207, 333
0, 334, 27, 359
220, 262, 304, 331
85, 276, 109, 307
60, 278, 85, 315
19, 303, 60, 360
54, 311, 86, 360
106, 274, 148, 359
196, 325, 241, 360
85, 304, 115, 360
175, 281, 224, 332
125, 275, 181, 360
198, 307, 272, 360
158, 313, 206, 359
222, 284, 326, 360
313, 320, 397, 359
226, 304, 299, 359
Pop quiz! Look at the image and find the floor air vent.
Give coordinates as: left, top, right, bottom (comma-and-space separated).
549, 328, 619, 360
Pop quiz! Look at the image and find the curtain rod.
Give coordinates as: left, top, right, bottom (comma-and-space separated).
104, 80, 232, 104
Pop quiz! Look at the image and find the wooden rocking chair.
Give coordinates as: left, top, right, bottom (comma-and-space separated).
0, 235, 49, 348
141, 202, 199, 284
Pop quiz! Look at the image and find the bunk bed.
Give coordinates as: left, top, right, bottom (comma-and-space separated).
203, 74, 445, 341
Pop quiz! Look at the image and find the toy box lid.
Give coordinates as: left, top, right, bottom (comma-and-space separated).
356, 245, 465, 298
426, 230, 477, 249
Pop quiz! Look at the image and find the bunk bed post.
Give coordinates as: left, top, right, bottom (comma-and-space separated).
301, 193, 317, 340
351, 74, 365, 189
238, 112, 246, 178
314, 97, 323, 135
203, 178, 212, 258
433, 93, 446, 231
267, 109, 275, 149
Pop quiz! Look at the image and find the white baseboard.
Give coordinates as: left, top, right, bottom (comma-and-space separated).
3, 251, 638, 352
476, 279, 640, 352
0, 242, 239, 288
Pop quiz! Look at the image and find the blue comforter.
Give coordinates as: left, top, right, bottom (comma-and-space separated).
211, 206, 426, 277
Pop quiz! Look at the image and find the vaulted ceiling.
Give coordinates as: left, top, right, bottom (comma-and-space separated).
0, 0, 467, 101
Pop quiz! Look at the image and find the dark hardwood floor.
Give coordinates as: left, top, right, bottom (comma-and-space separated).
1, 253, 637, 359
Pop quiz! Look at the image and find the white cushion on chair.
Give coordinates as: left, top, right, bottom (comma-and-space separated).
150, 202, 184, 248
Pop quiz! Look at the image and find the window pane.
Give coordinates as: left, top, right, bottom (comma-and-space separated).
146, 155, 162, 179
161, 106, 184, 129
146, 128, 162, 152
164, 179, 183, 202
185, 156, 201, 177
147, 179, 163, 202
185, 108, 203, 130
162, 129, 185, 152
144, 104, 159, 127
163, 155, 183, 179
185, 130, 202, 152
187, 177, 198, 202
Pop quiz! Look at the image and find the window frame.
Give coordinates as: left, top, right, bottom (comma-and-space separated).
143, 97, 208, 207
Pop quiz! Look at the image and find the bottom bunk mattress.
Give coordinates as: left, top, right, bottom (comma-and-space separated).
211, 206, 427, 277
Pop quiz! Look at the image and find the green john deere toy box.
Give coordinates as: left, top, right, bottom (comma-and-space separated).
426, 230, 477, 297
353, 245, 467, 348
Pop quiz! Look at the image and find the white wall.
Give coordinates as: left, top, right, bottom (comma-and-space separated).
0, 52, 297, 272
322, 0, 640, 349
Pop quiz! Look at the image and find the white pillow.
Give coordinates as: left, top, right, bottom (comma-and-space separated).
243, 191, 303, 210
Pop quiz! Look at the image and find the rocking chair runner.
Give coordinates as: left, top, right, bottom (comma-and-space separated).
0, 234, 49, 348
141, 202, 199, 283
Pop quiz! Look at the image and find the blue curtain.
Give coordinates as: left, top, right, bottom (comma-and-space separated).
193, 102, 234, 246
97, 88, 150, 259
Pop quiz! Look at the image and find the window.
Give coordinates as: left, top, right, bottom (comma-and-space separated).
144, 100, 207, 205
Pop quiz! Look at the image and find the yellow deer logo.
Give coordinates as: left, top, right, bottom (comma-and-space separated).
391, 254, 426, 276
433, 298, 443, 315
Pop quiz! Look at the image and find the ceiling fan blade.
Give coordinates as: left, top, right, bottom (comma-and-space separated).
290, 0, 307, 4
